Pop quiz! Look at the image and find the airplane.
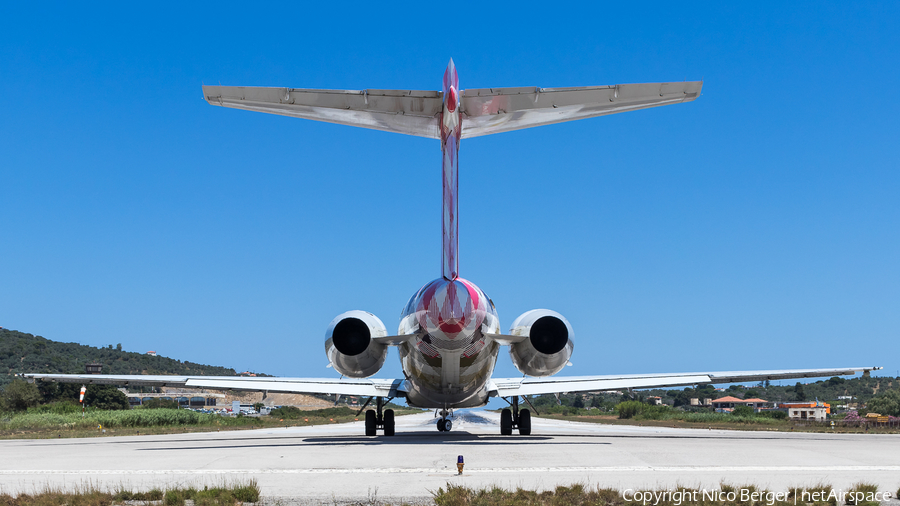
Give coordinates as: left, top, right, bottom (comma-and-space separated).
27, 60, 880, 436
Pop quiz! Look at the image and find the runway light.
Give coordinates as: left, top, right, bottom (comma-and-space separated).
457, 455, 464, 475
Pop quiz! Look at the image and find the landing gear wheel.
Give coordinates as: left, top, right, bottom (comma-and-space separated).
500, 408, 513, 435
437, 418, 446, 432
383, 409, 395, 436
518, 409, 531, 435
443, 419, 452, 431
365, 410, 377, 436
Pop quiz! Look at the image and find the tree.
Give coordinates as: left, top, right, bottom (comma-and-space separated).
116, 343, 122, 352
1, 379, 42, 411
867, 389, 900, 417
744, 389, 760, 398
794, 382, 806, 401
253, 402, 265, 412
825, 376, 845, 388
84, 385, 129, 410
573, 396, 585, 409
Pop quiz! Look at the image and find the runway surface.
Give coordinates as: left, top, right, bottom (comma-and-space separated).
2, 410, 899, 502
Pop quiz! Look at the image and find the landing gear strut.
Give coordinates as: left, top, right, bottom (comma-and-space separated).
436, 408, 453, 432
360, 397, 395, 436
500, 396, 532, 435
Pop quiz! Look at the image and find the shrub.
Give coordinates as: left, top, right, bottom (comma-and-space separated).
269, 406, 355, 420
732, 406, 755, 418
269, 406, 302, 419
27, 401, 81, 415
615, 401, 644, 419
637, 405, 671, 420
757, 409, 787, 420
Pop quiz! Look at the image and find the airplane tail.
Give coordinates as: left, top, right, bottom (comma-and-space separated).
201, 64, 702, 281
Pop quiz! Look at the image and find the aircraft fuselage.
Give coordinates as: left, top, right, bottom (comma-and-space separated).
398, 277, 500, 408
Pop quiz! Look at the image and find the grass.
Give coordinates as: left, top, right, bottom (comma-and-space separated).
846, 482, 880, 506
0, 482, 894, 506
0, 406, 420, 439
431, 483, 894, 506
536, 411, 900, 433
0, 480, 259, 506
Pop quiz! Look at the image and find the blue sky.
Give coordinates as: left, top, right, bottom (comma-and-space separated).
1, 3, 898, 385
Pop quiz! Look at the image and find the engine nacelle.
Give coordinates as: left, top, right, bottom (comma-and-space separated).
507, 309, 574, 377
324, 310, 388, 378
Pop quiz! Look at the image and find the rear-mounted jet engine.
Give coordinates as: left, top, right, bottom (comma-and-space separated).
507, 309, 574, 377
325, 310, 388, 378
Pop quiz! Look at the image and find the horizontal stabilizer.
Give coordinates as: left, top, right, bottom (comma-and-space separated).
202, 80, 701, 139
460, 81, 702, 138
203, 85, 443, 138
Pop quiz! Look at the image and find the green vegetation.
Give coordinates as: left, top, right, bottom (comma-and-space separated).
2, 407, 264, 432
431, 483, 873, 506
0, 379, 41, 411
1, 378, 130, 412
0, 480, 892, 506
846, 482, 880, 506
607, 401, 782, 425
270, 405, 416, 421
731, 405, 754, 418
1, 328, 238, 388
866, 389, 900, 416
0, 480, 259, 506
270, 405, 356, 419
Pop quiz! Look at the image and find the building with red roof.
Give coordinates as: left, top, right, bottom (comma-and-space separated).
711, 396, 771, 412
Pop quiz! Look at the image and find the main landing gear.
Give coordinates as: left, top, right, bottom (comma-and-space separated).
500, 396, 533, 435
359, 397, 395, 436
436, 408, 453, 432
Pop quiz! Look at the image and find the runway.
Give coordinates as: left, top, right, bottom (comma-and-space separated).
2, 411, 899, 502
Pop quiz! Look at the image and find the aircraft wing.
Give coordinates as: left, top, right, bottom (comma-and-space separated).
460, 81, 702, 138
202, 85, 443, 139
488, 366, 880, 398
25, 374, 407, 398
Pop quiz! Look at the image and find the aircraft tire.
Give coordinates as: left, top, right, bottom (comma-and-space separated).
365, 410, 377, 436
437, 418, 446, 432
518, 409, 531, 435
500, 408, 513, 435
383, 409, 395, 436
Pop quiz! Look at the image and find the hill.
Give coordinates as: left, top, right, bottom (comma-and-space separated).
0, 328, 238, 387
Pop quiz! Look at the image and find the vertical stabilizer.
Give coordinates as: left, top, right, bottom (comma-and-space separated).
441, 59, 461, 280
